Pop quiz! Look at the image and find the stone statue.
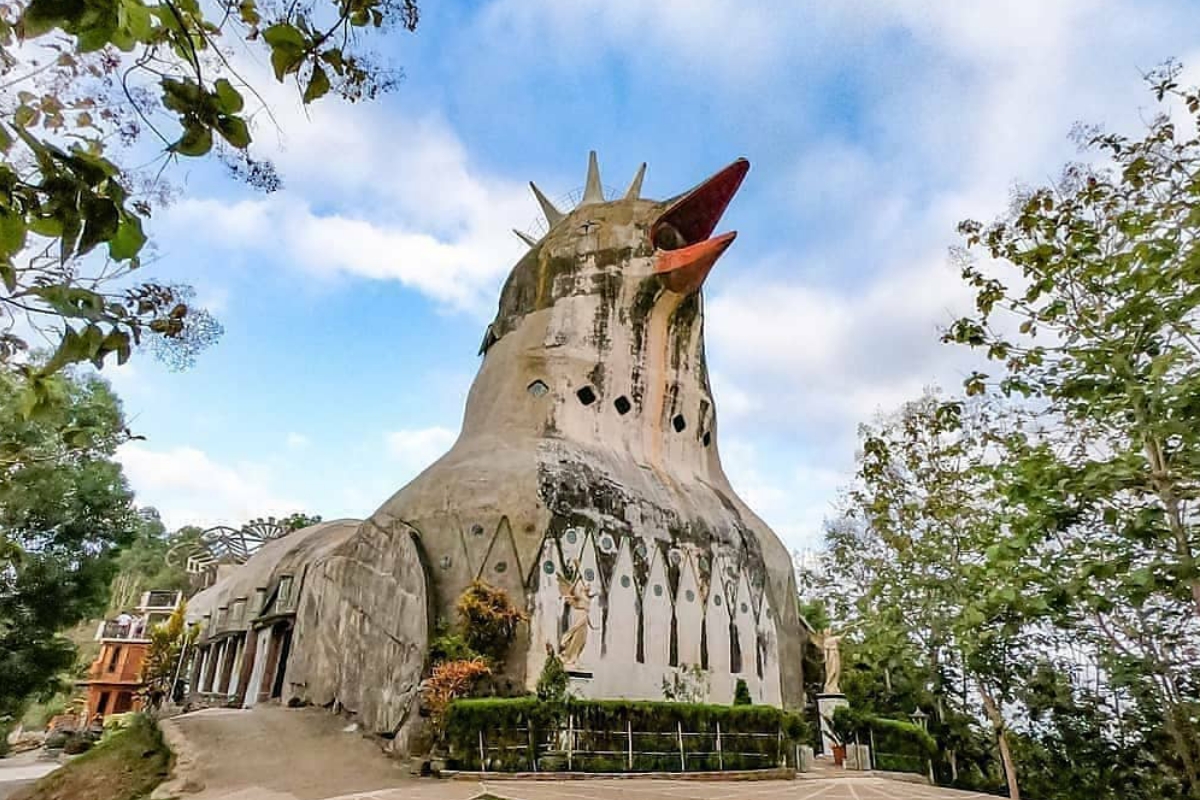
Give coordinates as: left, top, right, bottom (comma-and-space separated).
817, 629, 844, 694
557, 566, 595, 668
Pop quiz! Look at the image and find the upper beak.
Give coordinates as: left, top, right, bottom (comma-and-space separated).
652, 158, 749, 294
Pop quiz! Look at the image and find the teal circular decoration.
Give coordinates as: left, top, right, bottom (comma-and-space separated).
685, 589, 695, 602
740, 602, 749, 614
566, 530, 578, 544
653, 584, 663, 597
494, 561, 507, 573
620, 575, 631, 588
543, 560, 555, 575
714, 595, 723, 606
584, 568, 595, 582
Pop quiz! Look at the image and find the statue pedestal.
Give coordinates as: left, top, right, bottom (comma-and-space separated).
817, 693, 848, 756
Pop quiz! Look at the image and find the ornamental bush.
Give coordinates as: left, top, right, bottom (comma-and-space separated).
455, 580, 526, 663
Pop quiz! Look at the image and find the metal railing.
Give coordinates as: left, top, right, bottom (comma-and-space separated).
142, 590, 181, 609
459, 718, 791, 773
96, 621, 150, 641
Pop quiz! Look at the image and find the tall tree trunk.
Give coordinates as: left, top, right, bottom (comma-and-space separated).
1143, 434, 1200, 618
977, 680, 1020, 800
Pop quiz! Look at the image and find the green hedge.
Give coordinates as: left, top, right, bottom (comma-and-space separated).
831, 706, 936, 774
445, 697, 809, 772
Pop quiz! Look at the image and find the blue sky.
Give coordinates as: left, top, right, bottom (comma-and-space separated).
109, 1, 1200, 552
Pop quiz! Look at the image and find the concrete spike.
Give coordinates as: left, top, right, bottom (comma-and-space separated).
581, 150, 604, 205
624, 162, 647, 200
529, 182, 564, 226
512, 229, 538, 247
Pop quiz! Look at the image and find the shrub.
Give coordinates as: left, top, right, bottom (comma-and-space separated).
455, 580, 526, 663
535, 647, 569, 703
428, 629, 479, 666
733, 679, 752, 706
831, 706, 936, 773
422, 658, 492, 736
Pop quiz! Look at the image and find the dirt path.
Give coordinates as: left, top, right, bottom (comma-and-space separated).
157, 706, 418, 800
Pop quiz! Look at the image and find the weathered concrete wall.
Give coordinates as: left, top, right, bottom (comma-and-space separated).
288, 519, 430, 737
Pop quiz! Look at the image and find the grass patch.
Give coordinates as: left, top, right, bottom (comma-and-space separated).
13, 714, 171, 800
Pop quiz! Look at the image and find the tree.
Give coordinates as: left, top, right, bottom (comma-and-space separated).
0, 366, 138, 722
139, 601, 195, 708
823, 391, 1030, 798
0, 0, 420, 411
946, 62, 1200, 795
106, 509, 192, 613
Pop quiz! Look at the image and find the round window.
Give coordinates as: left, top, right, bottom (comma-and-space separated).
740, 602, 749, 614
714, 595, 723, 606
494, 561, 507, 574
584, 568, 595, 582
599, 534, 616, 554
620, 575, 631, 588
471, 524, 484, 536
566, 529, 578, 544
685, 589, 695, 603
543, 560, 555, 575
653, 584, 663, 597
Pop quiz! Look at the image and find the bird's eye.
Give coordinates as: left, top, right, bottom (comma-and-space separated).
653, 222, 688, 251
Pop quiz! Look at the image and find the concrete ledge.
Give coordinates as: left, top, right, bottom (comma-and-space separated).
443, 767, 795, 782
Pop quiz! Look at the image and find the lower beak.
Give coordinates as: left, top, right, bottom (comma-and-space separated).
652, 158, 749, 294
655, 232, 737, 294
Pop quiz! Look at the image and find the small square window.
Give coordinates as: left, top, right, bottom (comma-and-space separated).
576, 386, 597, 406
672, 414, 687, 432
614, 396, 632, 415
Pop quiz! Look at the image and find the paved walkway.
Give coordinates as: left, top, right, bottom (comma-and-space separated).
316, 777, 996, 800
160, 707, 993, 800
0, 750, 59, 800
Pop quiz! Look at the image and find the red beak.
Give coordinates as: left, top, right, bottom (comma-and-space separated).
652, 158, 749, 294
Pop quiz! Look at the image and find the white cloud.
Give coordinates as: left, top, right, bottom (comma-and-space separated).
384, 427, 457, 482
118, 444, 304, 530
285, 432, 310, 450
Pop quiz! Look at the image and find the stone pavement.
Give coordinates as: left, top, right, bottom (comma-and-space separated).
159, 707, 993, 800
322, 777, 994, 800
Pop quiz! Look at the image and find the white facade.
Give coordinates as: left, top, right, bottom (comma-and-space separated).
525, 531, 784, 706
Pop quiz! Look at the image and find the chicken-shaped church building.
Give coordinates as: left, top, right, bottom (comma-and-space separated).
186, 153, 806, 745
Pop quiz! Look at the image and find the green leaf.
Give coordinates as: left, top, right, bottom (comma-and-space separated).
262, 21, 305, 49
303, 64, 330, 103
215, 115, 250, 148
264, 23, 306, 81
172, 122, 212, 157
270, 46, 302, 82
0, 208, 27, 257
77, 196, 119, 256
108, 213, 145, 260
213, 79, 244, 115
0, 260, 15, 293
14, 105, 39, 128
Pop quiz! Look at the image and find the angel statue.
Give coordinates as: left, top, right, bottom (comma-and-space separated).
812, 628, 845, 694
556, 563, 597, 668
